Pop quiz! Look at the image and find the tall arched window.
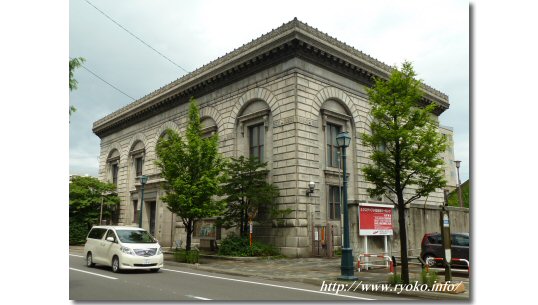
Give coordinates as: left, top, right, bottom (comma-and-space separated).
129, 141, 145, 180
237, 100, 270, 162
106, 149, 120, 186
321, 99, 352, 221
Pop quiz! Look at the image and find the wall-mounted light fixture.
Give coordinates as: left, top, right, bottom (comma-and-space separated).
306, 181, 315, 196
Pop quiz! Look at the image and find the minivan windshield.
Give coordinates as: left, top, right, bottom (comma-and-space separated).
116, 229, 156, 244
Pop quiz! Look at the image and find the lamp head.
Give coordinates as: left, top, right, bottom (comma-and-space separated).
336, 131, 351, 148
306, 181, 315, 196
140, 175, 148, 185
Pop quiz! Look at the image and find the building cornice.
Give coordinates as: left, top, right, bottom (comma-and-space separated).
93, 18, 449, 138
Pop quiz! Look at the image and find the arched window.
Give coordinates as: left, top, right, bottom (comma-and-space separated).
321, 99, 351, 169
237, 100, 270, 162
200, 116, 218, 138
106, 149, 120, 185
129, 141, 145, 179
320, 99, 352, 221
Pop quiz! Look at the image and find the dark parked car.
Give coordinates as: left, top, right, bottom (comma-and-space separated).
420, 232, 469, 267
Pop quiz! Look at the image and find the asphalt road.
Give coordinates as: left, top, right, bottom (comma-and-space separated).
69, 253, 412, 301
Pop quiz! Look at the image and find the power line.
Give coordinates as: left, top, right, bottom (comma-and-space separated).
82, 0, 189, 74
71, 58, 136, 101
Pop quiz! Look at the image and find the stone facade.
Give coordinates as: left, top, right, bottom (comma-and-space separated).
439, 125, 458, 191
92, 18, 450, 257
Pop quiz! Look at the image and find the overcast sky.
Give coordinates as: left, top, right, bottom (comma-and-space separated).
69, 0, 469, 181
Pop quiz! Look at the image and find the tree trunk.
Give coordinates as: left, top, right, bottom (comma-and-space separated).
186, 219, 193, 251
397, 201, 410, 284
240, 208, 244, 238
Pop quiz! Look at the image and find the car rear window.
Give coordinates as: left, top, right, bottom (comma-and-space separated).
427, 235, 441, 244
87, 228, 107, 240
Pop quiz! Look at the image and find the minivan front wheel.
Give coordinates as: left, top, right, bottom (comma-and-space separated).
86, 252, 95, 267
112, 256, 121, 273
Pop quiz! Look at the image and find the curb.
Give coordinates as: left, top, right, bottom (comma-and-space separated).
163, 251, 279, 261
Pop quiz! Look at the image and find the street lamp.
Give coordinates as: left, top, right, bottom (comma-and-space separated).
335, 131, 357, 280
454, 161, 464, 208
138, 175, 148, 228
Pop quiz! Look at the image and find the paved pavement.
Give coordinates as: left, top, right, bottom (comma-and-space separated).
70, 245, 470, 300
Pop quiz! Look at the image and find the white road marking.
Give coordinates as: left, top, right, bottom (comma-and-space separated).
70, 254, 84, 258
162, 268, 375, 300
70, 268, 118, 280
185, 295, 212, 300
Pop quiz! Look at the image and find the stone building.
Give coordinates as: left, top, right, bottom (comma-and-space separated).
92, 18, 450, 257
439, 125, 458, 192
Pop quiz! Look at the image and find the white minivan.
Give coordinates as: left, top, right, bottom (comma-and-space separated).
84, 226, 164, 273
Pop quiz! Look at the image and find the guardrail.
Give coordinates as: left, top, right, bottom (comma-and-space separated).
427, 257, 470, 273
357, 253, 394, 273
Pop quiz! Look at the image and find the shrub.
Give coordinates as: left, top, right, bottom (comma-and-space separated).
334, 248, 342, 256
69, 219, 88, 245
174, 249, 200, 264
388, 273, 403, 285
218, 234, 279, 257
420, 268, 439, 288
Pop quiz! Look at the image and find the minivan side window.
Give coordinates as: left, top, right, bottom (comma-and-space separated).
105, 229, 117, 242
87, 228, 107, 240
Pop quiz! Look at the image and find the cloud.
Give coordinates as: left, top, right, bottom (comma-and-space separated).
70, 0, 469, 181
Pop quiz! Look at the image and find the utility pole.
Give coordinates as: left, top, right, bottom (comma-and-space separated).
442, 190, 452, 282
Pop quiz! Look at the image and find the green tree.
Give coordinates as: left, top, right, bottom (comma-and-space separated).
69, 176, 119, 244
69, 57, 85, 117
447, 180, 469, 208
221, 156, 282, 237
361, 61, 447, 284
155, 98, 227, 251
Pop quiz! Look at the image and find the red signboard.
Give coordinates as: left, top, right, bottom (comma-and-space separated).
359, 204, 393, 236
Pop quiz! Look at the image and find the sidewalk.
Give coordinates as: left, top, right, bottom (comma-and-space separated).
69, 245, 469, 300
163, 251, 469, 300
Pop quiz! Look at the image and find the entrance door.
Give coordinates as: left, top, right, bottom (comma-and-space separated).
148, 201, 157, 236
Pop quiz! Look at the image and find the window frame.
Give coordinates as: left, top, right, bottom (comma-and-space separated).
135, 156, 143, 177
326, 123, 342, 168
328, 185, 341, 220
321, 108, 351, 170
249, 123, 265, 162
111, 162, 119, 186
237, 107, 269, 161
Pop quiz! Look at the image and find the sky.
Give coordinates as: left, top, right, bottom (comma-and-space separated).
69, 0, 470, 181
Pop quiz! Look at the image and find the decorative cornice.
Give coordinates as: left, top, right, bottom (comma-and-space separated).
93, 18, 449, 137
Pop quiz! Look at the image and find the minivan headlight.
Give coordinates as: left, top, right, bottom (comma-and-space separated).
121, 246, 136, 256
157, 247, 163, 255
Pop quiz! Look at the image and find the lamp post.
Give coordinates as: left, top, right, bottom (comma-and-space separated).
336, 131, 358, 280
454, 161, 464, 208
138, 175, 148, 228
100, 194, 104, 225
